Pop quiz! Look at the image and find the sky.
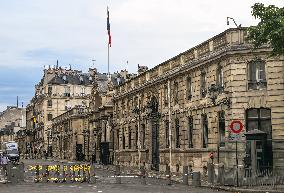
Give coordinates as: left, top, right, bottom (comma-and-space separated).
0, 0, 283, 112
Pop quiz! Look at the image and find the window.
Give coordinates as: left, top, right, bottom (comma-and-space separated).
187, 77, 192, 100
216, 64, 224, 92
173, 82, 179, 104
47, 100, 52, 107
218, 111, 225, 147
200, 70, 207, 98
48, 86, 52, 95
188, 116, 193, 148
117, 130, 120, 149
202, 114, 208, 148
135, 125, 138, 149
248, 60, 267, 90
175, 119, 180, 148
141, 124, 146, 149
246, 108, 271, 139
81, 87, 85, 96
164, 85, 168, 106
128, 127, 132, 149
165, 120, 170, 148
122, 128, 125, 149
64, 86, 70, 97
47, 113, 53, 121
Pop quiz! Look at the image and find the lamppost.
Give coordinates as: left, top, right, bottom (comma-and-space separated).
226, 17, 241, 28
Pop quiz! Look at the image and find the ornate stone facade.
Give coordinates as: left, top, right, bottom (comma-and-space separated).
26, 66, 93, 158
113, 28, 284, 174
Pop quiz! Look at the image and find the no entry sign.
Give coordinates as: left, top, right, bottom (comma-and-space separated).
229, 120, 244, 134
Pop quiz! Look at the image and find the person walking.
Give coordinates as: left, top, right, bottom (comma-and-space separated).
1, 154, 8, 176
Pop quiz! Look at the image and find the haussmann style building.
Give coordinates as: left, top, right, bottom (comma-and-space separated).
26, 64, 93, 158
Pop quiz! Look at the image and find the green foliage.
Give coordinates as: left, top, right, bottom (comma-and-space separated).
248, 3, 284, 56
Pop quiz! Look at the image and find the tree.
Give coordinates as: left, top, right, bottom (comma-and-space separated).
248, 3, 284, 56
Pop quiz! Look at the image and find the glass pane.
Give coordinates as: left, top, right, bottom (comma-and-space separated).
259, 62, 266, 80
249, 62, 257, 81
247, 120, 258, 131
260, 108, 271, 118
260, 120, 272, 139
247, 109, 258, 118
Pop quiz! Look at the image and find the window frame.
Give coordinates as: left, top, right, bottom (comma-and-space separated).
202, 114, 208, 148
175, 118, 180, 148
247, 59, 267, 90
187, 77, 193, 101
200, 70, 207, 98
188, 116, 194, 148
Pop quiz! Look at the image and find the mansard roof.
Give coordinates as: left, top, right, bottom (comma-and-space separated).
48, 73, 92, 85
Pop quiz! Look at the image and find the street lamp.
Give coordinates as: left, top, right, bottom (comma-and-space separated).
226, 17, 241, 28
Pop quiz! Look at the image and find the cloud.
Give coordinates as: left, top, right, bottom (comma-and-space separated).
0, 0, 283, 109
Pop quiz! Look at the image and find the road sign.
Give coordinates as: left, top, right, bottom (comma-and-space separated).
229, 120, 244, 134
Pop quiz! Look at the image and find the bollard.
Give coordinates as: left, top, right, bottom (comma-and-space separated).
183, 166, 189, 185
115, 165, 121, 184
140, 165, 146, 185
166, 165, 172, 185
192, 171, 201, 187
42, 165, 48, 183
89, 164, 96, 184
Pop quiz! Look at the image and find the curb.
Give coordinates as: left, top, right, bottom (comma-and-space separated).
204, 185, 284, 193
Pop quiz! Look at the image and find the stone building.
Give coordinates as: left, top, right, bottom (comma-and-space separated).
51, 106, 89, 161
26, 65, 93, 158
0, 106, 26, 155
89, 69, 134, 164
113, 28, 284, 174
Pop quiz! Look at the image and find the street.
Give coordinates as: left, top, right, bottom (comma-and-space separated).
0, 159, 231, 193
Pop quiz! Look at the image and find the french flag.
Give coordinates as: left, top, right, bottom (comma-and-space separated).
107, 7, 111, 47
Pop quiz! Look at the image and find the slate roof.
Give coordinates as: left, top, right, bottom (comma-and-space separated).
48, 73, 92, 85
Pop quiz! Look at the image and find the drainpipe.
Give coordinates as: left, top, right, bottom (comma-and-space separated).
168, 80, 172, 172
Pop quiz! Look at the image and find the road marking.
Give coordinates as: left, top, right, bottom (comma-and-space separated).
98, 191, 102, 193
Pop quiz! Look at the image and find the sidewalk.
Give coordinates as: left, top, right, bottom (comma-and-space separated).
94, 163, 284, 193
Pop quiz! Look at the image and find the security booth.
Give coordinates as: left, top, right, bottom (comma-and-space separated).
244, 129, 273, 176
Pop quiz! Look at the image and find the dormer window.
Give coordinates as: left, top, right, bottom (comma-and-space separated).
80, 76, 84, 84
62, 75, 68, 84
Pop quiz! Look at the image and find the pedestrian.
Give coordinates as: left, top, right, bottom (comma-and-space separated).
1, 154, 9, 176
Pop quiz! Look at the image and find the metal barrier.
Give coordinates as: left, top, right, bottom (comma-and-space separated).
26, 164, 94, 183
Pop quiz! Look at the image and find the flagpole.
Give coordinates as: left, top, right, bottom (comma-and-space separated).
108, 41, 110, 75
